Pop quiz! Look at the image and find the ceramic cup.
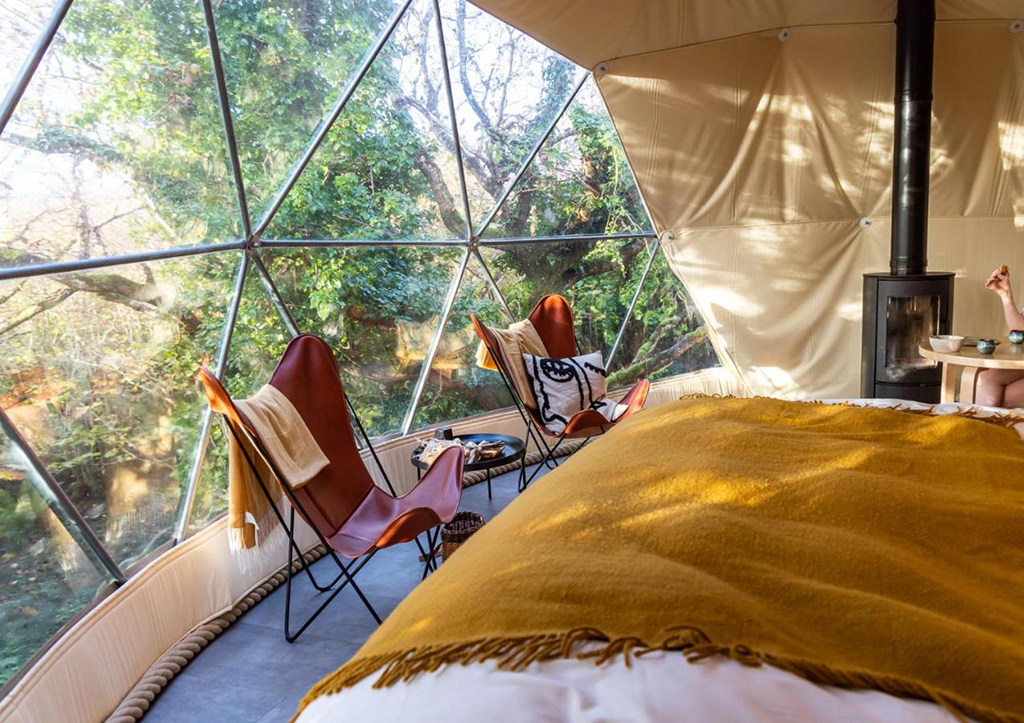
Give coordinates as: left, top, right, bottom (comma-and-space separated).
1010, 330, 1024, 344
929, 335, 964, 352
978, 338, 997, 354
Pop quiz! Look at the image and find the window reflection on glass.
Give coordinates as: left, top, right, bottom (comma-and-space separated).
0, 254, 236, 567
482, 78, 652, 238
608, 251, 719, 389
412, 253, 514, 429
884, 295, 939, 382
0, 423, 111, 689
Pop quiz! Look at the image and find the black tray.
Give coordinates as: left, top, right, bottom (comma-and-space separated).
411, 433, 525, 472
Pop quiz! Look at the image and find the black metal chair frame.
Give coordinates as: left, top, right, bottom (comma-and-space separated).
217, 398, 440, 643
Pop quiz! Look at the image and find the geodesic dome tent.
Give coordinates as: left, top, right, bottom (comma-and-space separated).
3, 0, 1024, 719
0, 0, 729, 717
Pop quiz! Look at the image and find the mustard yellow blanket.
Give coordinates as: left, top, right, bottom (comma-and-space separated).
298, 397, 1024, 722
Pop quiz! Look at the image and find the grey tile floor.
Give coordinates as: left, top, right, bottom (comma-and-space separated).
145, 462, 549, 723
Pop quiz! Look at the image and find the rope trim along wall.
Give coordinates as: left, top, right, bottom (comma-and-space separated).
106, 440, 582, 721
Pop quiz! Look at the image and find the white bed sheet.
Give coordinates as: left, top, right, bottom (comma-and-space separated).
298, 648, 961, 723
299, 399, 1000, 723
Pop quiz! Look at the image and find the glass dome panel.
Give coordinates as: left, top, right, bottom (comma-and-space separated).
410, 251, 514, 430
438, 0, 583, 231
0, 252, 237, 568
257, 245, 462, 438
482, 78, 653, 238
213, 0, 406, 224
222, 261, 295, 399
0, 423, 113, 689
0, 0, 57, 99
263, 0, 466, 241
0, 0, 242, 265
607, 250, 720, 389
183, 429, 228, 537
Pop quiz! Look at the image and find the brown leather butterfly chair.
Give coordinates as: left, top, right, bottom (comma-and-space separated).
198, 334, 464, 642
470, 294, 649, 486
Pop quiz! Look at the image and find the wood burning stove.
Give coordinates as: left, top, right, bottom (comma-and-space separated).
862, 272, 954, 401
861, 0, 954, 402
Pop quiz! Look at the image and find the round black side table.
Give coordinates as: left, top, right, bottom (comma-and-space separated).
412, 433, 527, 499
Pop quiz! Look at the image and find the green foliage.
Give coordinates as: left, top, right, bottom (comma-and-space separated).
0, 0, 718, 690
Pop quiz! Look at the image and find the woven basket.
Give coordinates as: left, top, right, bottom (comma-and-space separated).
439, 511, 485, 562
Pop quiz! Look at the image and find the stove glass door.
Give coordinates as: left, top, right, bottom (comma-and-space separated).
884, 295, 939, 382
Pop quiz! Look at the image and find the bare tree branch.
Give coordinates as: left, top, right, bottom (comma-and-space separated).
609, 328, 708, 387
413, 147, 465, 236
455, 1, 495, 139
399, 96, 491, 189
0, 288, 77, 336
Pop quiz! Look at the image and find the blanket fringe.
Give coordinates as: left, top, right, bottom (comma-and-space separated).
678, 393, 1024, 430
227, 496, 289, 575
292, 626, 1018, 723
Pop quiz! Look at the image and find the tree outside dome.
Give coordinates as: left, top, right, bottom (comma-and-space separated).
0, 0, 717, 688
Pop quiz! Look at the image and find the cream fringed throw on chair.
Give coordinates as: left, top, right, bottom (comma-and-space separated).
474, 319, 548, 409
298, 397, 1024, 723
226, 384, 329, 569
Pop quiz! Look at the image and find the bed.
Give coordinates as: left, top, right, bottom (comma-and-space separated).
295, 396, 1024, 723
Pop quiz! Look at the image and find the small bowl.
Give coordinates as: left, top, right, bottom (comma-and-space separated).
977, 338, 997, 354
929, 335, 964, 353
1010, 330, 1024, 344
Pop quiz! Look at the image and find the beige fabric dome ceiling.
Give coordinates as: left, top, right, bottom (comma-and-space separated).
472, 0, 1024, 397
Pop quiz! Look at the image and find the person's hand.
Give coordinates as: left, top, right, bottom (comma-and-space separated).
985, 266, 1013, 301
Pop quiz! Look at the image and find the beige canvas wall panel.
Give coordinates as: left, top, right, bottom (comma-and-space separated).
470, 1, 1021, 69
598, 20, 1024, 397
470, 0, 895, 69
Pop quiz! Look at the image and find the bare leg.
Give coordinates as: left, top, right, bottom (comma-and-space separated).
1000, 377, 1024, 409
975, 369, 1024, 407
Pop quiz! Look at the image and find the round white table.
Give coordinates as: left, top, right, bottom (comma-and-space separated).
919, 340, 1024, 403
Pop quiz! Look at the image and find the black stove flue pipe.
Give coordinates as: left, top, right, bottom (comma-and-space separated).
890, 0, 935, 277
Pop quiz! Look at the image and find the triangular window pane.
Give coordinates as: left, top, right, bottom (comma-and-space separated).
480, 237, 655, 358
264, 0, 466, 241
411, 251, 514, 431
607, 251, 720, 389
0, 251, 239, 567
483, 78, 652, 238
0, 423, 113, 688
439, 0, 584, 231
255, 246, 461, 438
215, 0, 405, 222
0, 0, 241, 266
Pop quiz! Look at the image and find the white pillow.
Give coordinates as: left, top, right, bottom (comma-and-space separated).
522, 351, 621, 434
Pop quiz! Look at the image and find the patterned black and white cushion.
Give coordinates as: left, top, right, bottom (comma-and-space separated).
522, 351, 624, 435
